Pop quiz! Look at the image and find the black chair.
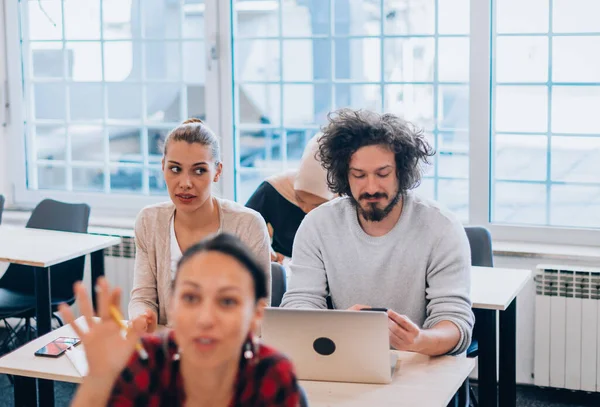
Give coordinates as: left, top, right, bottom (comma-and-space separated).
460, 226, 494, 407
0, 194, 5, 224
270, 262, 287, 307
0, 199, 90, 351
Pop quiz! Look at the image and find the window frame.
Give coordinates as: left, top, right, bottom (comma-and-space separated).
3, 0, 599, 246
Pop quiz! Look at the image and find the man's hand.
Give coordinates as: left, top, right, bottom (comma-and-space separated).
387, 310, 423, 352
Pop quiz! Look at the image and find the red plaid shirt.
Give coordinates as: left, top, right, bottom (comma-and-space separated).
109, 331, 300, 407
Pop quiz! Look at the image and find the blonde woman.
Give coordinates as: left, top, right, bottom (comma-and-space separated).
129, 119, 271, 332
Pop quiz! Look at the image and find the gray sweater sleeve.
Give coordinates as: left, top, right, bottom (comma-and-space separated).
280, 217, 329, 309
423, 219, 474, 355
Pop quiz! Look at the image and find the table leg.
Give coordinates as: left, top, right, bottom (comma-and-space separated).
34, 267, 52, 337
90, 249, 105, 311
478, 309, 498, 407
13, 375, 36, 407
499, 299, 517, 407
33, 266, 55, 405
38, 379, 55, 407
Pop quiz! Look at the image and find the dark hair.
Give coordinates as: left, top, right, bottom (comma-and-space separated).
175, 233, 267, 302
163, 118, 221, 165
318, 108, 435, 196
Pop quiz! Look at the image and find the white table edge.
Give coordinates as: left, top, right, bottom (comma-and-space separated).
471, 267, 533, 311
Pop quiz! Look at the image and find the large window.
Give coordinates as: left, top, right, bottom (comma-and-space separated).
4, 0, 600, 244
491, 0, 600, 229
231, 0, 471, 221
16, 0, 206, 198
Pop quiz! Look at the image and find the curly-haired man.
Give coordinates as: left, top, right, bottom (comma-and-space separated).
281, 108, 474, 356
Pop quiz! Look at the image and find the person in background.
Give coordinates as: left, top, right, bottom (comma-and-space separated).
246, 134, 334, 263
129, 118, 271, 332
63, 233, 300, 407
281, 108, 474, 356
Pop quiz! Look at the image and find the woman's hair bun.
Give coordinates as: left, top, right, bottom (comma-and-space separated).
182, 117, 203, 125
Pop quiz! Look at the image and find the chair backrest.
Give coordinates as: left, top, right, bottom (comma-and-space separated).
0, 199, 91, 301
464, 226, 494, 267
270, 262, 287, 307
0, 194, 5, 224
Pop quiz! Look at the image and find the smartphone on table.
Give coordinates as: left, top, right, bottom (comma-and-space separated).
34, 337, 81, 358
360, 308, 388, 313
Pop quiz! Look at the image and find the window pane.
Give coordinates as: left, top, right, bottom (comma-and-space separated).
110, 167, 143, 193
64, 0, 101, 40
236, 39, 281, 82
183, 42, 207, 83
335, 38, 380, 82
35, 126, 66, 161
70, 125, 105, 163
149, 168, 168, 196
147, 84, 182, 123
438, 0, 469, 35
286, 129, 320, 162
384, 0, 435, 35
70, 83, 104, 121
187, 85, 206, 120
438, 86, 469, 131
385, 85, 434, 130
334, 0, 381, 36
238, 129, 282, 170
27, 0, 63, 40
238, 84, 281, 125
282, 40, 330, 82
438, 38, 469, 82
553, 0, 600, 34
551, 86, 600, 134
494, 134, 547, 181
142, 0, 180, 39
183, 1, 204, 39
33, 83, 66, 120
415, 178, 435, 201
72, 167, 104, 192
31, 42, 63, 79
104, 42, 139, 81
493, 182, 547, 225
551, 137, 600, 183
148, 128, 169, 158
438, 179, 469, 222
103, 0, 140, 40
495, 86, 548, 133
334, 85, 381, 112
145, 42, 181, 81
107, 84, 142, 120
109, 128, 142, 163
282, 1, 328, 37
37, 165, 66, 190
551, 185, 600, 228
438, 131, 469, 179
553, 37, 600, 83
495, 37, 548, 83
67, 42, 103, 81
384, 38, 434, 83
496, 0, 549, 34
283, 84, 332, 126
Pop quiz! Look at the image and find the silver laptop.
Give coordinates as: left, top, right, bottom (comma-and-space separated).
262, 308, 396, 384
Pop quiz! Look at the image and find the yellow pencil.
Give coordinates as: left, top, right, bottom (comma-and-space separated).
109, 305, 149, 360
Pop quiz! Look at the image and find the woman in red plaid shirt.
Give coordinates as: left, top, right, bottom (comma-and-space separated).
60, 233, 301, 407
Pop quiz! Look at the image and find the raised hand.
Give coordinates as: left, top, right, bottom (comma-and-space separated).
59, 278, 145, 383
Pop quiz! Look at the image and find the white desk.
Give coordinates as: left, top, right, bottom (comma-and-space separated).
471, 266, 532, 311
302, 352, 475, 407
470, 266, 532, 407
0, 317, 475, 407
0, 226, 121, 406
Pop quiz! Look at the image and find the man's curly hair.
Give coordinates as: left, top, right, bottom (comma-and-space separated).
318, 109, 435, 197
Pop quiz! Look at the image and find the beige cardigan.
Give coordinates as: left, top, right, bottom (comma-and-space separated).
128, 198, 271, 325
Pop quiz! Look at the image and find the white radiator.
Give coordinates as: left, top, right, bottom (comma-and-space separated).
80, 236, 136, 314
534, 264, 600, 391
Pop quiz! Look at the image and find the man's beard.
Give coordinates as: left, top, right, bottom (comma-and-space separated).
350, 189, 402, 222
